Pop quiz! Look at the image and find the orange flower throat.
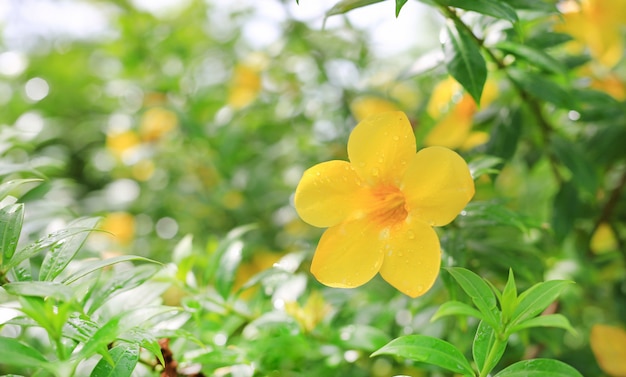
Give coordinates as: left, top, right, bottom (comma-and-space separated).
369, 185, 408, 227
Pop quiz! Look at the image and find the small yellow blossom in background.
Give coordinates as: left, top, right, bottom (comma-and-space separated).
139, 107, 179, 142
284, 290, 331, 333
590, 324, 626, 377
105, 130, 141, 160
590, 222, 618, 254
590, 72, 626, 101
294, 111, 475, 297
350, 96, 401, 122
227, 64, 262, 109
100, 211, 136, 245
556, 0, 626, 68
131, 159, 156, 181
234, 249, 283, 293
424, 76, 498, 150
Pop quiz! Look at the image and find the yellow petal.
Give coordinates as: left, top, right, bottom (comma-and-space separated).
427, 77, 463, 119
401, 146, 474, 226
294, 160, 365, 228
590, 324, 626, 377
311, 218, 384, 289
424, 96, 475, 149
350, 96, 400, 122
379, 219, 441, 297
347, 111, 416, 186
590, 222, 618, 254
460, 131, 490, 151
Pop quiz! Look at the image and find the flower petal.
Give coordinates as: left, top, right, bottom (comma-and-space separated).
401, 146, 474, 226
294, 160, 365, 228
379, 219, 441, 298
348, 111, 416, 186
310, 218, 384, 289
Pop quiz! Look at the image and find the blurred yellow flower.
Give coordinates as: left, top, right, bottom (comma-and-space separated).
350, 96, 401, 122
590, 222, 618, 254
234, 249, 283, 293
425, 77, 498, 150
106, 130, 140, 159
228, 64, 262, 109
100, 212, 135, 245
590, 72, 626, 101
132, 159, 155, 181
590, 324, 626, 377
556, 0, 626, 68
139, 107, 178, 142
284, 290, 331, 333
294, 111, 474, 297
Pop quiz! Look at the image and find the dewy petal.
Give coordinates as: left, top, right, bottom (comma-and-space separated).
379, 219, 441, 298
310, 218, 385, 289
348, 111, 416, 186
295, 160, 365, 228
401, 146, 474, 226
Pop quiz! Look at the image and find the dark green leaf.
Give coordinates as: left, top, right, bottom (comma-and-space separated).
500, 0, 557, 12
326, 0, 385, 17
372, 335, 474, 376
338, 324, 391, 351
39, 217, 100, 281
1, 203, 24, 263
486, 107, 522, 161
473, 321, 506, 375
494, 358, 583, 377
495, 41, 567, 76
446, 267, 499, 328
395, 0, 408, 17
4, 281, 74, 301
507, 68, 575, 109
526, 32, 573, 49
510, 280, 573, 328
456, 201, 537, 232
443, 22, 487, 104
90, 343, 140, 377
439, 0, 518, 23
0, 336, 49, 369
431, 301, 485, 322
551, 136, 598, 196
551, 181, 580, 242
509, 314, 576, 334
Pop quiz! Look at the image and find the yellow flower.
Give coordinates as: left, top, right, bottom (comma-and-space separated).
294, 111, 474, 297
106, 130, 140, 160
139, 107, 178, 142
556, 0, 626, 68
284, 290, 331, 333
227, 64, 262, 109
590, 222, 618, 254
590, 324, 626, 377
100, 212, 135, 245
350, 96, 401, 122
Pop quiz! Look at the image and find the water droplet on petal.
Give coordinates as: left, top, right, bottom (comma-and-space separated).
371, 168, 379, 176
393, 135, 400, 141
407, 230, 415, 240
316, 172, 321, 177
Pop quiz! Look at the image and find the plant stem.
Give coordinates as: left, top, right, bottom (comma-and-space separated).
479, 335, 507, 377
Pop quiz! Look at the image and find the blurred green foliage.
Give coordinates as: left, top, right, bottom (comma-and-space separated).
0, 0, 625, 376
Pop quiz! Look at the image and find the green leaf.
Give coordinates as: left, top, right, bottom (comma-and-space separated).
551, 181, 580, 242
443, 21, 487, 104
500, 269, 517, 323
500, 0, 557, 12
0, 336, 49, 369
495, 41, 567, 76
551, 136, 598, 196
395, 0, 408, 16
486, 107, 522, 161
469, 156, 504, 179
372, 335, 474, 376
446, 267, 499, 328
62, 255, 160, 285
473, 321, 506, 375
39, 217, 100, 281
508, 314, 576, 334
509, 280, 573, 329
325, 0, 385, 17
338, 324, 391, 352
431, 301, 485, 322
90, 343, 140, 377
507, 68, 575, 109
0, 178, 43, 201
4, 281, 75, 301
439, 0, 518, 23
1, 203, 24, 263
493, 358, 583, 377
215, 239, 244, 299
526, 32, 573, 49
456, 201, 536, 233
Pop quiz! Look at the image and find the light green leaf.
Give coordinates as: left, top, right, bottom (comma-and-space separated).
395, 0, 408, 17
372, 335, 475, 376
494, 358, 583, 377
215, 240, 244, 299
4, 281, 75, 301
508, 314, 576, 335
39, 217, 100, 281
510, 280, 573, 328
495, 41, 567, 76
443, 21, 487, 104
439, 0, 518, 23
469, 156, 504, 179
90, 343, 140, 377
0, 336, 49, 369
1, 203, 24, 263
431, 301, 485, 322
0, 178, 43, 201
62, 255, 160, 285
326, 0, 385, 17
338, 324, 391, 352
500, 269, 517, 323
446, 267, 499, 328
473, 321, 506, 375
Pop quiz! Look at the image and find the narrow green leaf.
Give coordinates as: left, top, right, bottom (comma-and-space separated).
495, 41, 567, 76
551, 181, 580, 242
473, 321, 506, 375
395, 0, 408, 17
551, 136, 598, 196
326, 0, 385, 17
62, 255, 160, 285
338, 324, 391, 352
4, 281, 75, 301
508, 314, 576, 335
439, 0, 518, 23
90, 343, 140, 377
39, 217, 100, 281
469, 156, 504, 179
206, 224, 256, 282
372, 335, 474, 376
500, 269, 517, 323
0, 178, 43, 201
0, 336, 49, 368
431, 301, 485, 322
493, 358, 583, 377
1, 203, 24, 263
443, 21, 487, 104
526, 32, 573, 49
215, 239, 244, 299
507, 68, 575, 109
500, 0, 558, 12
510, 280, 573, 327
446, 267, 500, 328
485, 107, 522, 161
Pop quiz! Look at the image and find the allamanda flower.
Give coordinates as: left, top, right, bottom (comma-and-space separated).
294, 111, 474, 297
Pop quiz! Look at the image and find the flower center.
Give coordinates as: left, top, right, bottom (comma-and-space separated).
369, 185, 408, 227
